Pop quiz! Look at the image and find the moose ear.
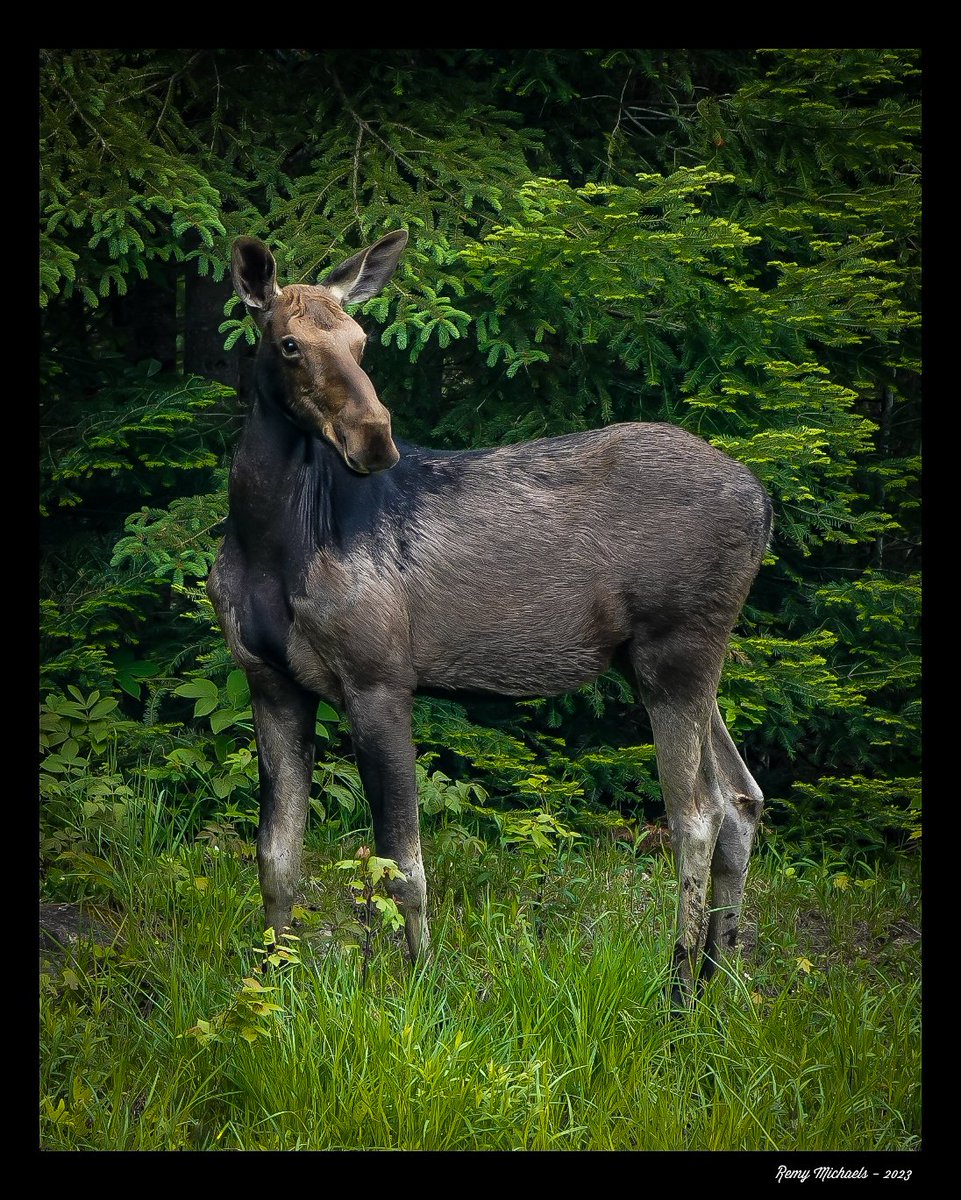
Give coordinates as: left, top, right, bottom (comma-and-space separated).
231, 237, 281, 310
321, 229, 409, 306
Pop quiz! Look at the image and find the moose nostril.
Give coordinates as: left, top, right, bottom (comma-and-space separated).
362, 421, 399, 469
370, 427, 400, 470
338, 418, 399, 474
342, 441, 397, 475
364, 418, 390, 439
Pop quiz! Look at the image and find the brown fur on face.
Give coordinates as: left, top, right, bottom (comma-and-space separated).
262, 285, 398, 474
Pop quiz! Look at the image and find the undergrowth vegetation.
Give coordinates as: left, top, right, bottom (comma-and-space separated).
40, 778, 920, 1152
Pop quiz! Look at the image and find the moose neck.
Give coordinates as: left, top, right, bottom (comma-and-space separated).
229, 354, 354, 561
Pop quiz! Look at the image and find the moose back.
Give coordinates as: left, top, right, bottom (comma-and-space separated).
208, 230, 772, 1001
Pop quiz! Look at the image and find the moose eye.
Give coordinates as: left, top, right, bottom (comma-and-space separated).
279, 337, 300, 357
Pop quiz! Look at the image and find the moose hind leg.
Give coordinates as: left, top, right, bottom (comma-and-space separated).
644, 688, 726, 1008
344, 682, 428, 960
699, 703, 764, 988
249, 669, 318, 939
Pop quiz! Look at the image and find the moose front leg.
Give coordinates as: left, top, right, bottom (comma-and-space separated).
344, 682, 428, 959
249, 669, 318, 939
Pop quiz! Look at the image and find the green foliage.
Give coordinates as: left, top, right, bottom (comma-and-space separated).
40, 48, 920, 871
41, 687, 123, 758
39, 824, 921, 1150
41, 369, 233, 513
770, 775, 921, 855
181, 973, 284, 1046
477, 807, 581, 858
40, 49, 228, 308
111, 487, 228, 587
183, 931, 300, 1045
335, 847, 407, 985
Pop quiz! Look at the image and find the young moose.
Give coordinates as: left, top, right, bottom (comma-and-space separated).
208, 229, 772, 1002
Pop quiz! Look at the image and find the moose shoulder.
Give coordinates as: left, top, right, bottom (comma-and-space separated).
208, 229, 772, 1004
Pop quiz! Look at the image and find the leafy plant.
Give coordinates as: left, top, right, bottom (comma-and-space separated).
334, 846, 406, 986
183, 930, 300, 1045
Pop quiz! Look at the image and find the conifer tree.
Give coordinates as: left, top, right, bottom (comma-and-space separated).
40, 49, 920, 853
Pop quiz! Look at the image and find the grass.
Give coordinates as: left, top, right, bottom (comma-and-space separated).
39, 790, 921, 1151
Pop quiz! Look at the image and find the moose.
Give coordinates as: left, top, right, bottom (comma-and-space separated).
208, 228, 772, 1002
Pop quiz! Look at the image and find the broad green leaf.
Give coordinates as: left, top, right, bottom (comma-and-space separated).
175, 679, 219, 703
226, 670, 250, 708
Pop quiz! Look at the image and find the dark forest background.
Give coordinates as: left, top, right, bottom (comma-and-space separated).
39, 48, 920, 861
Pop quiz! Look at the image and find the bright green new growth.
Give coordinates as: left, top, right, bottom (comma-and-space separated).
335, 847, 407, 987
